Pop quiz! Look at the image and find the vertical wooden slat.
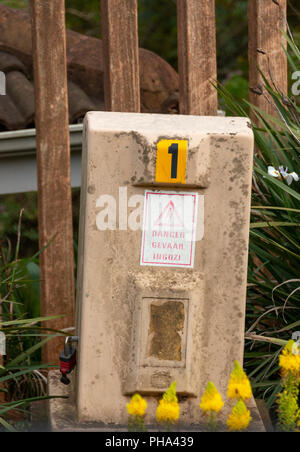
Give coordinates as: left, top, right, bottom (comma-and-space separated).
31, 1, 75, 364
101, 0, 140, 112
248, 0, 287, 118
177, 0, 218, 116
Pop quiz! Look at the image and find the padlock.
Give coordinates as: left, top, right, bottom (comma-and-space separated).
59, 337, 77, 385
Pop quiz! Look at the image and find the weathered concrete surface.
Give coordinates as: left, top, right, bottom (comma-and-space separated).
75, 112, 259, 426
48, 370, 265, 432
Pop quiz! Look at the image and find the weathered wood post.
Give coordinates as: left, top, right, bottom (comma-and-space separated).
177, 0, 218, 115
31, 0, 75, 364
248, 0, 287, 118
101, 0, 140, 112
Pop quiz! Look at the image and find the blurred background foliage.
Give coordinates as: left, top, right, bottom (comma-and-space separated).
1, 0, 299, 75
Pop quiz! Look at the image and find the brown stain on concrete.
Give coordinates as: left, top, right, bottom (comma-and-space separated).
148, 300, 185, 361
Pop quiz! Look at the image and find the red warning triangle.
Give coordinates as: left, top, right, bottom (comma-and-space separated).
154, 200, 184, 227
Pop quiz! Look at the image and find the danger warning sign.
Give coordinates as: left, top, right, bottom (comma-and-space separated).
140, 190, 199, 268
154, 200, 184, 227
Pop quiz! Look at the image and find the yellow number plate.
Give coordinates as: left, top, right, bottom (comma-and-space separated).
155, 139, 188, 184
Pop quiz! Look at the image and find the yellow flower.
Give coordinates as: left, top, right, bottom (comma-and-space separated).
277, 388, 300, 431
227, 361, 252, 400
156, 400, 180, 424
162, 381, 178, 404
227, 399, 252, 431
200, 382, 224, 414
156, 381, 180, 424
277, 345, 300, 433
127, 394, 147, 417
279, 340, 300, 377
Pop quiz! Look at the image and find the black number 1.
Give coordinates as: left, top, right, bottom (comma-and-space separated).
168, 143, 178, 179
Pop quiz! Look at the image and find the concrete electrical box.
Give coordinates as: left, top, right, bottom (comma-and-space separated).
75, 112, 254, 425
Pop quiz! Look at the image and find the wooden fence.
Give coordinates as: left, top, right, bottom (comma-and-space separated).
29, 0, 288, 363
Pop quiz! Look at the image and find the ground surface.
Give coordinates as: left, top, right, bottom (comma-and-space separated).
43, 371, 269, 432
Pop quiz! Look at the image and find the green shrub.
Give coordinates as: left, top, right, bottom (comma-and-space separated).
0, 211, 63, 431
217, 32, 300, 413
